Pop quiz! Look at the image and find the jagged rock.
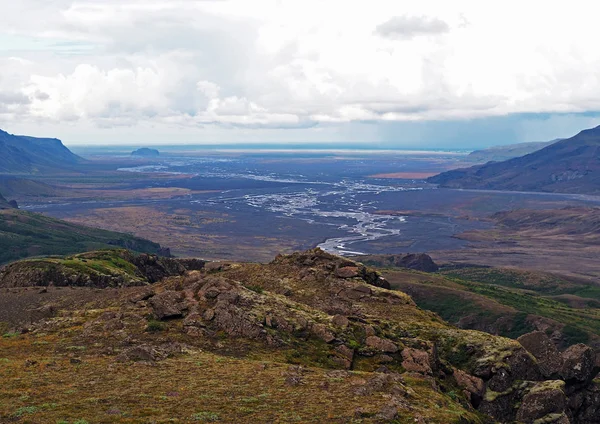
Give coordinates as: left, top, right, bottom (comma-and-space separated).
518, 331, 563, 377
453, 368, 485, 407
560, 344, 596, 383
149, 290, 187, 319
366, 336, 398, 353
516, 381, 566, 423
401, 348, 432, 375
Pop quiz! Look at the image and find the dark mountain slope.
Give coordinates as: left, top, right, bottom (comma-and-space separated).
466, 139, 560, 163
0, 209, 167, 264
0, 129, 84, 174
429, 126, 600, 193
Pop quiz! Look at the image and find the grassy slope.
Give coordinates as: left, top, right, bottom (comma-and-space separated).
0, 209, 161, 264
384, 266, 600, 346
0, 251, 494, 423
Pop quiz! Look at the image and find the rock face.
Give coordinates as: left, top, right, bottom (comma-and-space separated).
518, 331, 563, 378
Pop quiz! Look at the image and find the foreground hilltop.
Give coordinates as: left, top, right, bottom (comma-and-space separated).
429, 126, 600, 194
0, 248, 598, 423
0, 128, 84, 174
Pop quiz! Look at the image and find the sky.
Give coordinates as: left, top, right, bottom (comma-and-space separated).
1, 0, 600, 147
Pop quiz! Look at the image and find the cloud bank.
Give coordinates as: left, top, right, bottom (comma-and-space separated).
0, 0, 599, 144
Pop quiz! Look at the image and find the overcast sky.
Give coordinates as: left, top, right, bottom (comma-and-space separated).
1, 0, 600, 147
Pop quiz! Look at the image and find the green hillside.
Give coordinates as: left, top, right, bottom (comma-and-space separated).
0, 209, 163, 264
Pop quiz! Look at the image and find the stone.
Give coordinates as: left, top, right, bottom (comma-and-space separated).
516, 381, 566, 423
401, 348, 432, 375
331, 315, 349, 328
377, 404, 398, 421
366, 336, 399, 353
560, 344, 595, 382
453, 368, 485, 407
312, 324, 335, 343
149, 290, 186, 319
335, 266, 360, 278
517, 331, 563, 377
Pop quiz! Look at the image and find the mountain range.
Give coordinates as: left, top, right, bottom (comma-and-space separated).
465, 139, 560, 163
0, 129, 84, 174
429, 126, 600, 194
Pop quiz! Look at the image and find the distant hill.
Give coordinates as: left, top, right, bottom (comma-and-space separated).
132, 147, 160, 157
466, 140, 560, 163
0, 129, 84, 174
429, 126, 600, 193
0, 209, 167, 264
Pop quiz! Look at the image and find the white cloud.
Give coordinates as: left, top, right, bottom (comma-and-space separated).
375, 16, 449, 39
1, 0, 600, 143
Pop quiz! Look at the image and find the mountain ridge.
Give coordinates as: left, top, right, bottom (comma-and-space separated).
429, 126, 600, 193
0, 128, 84, 174
466, 139, 560, 163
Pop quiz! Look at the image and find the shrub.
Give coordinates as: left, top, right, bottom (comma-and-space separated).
192, 411, 220, 422
145, 320, 166, 332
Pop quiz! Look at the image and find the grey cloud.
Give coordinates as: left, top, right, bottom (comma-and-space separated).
0, 91, 31, 105
375, 16, 449, 39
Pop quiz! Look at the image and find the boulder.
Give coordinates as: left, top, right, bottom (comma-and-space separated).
366, 336, 399, 353
331, 315, 349, 328
312, 323, 335, 343
516, 381, 566, 423
336, 266, 360, 278
149, 290, 187, 319
560, 344, 596, 383
517, 331, 563, 377
401, 347, 432, 375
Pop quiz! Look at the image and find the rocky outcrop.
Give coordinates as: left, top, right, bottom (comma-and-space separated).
0, 249, 206, 288
356, 253, 439, 272
28, 249, 600, 424
513, 331, 600, 423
